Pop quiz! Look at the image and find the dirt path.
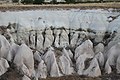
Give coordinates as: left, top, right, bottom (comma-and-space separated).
0, 2, 120, 11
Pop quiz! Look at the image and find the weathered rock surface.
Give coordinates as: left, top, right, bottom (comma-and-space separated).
22, 75, 31, 80
7, 43, 19, 62
75, 39, 94, 60
94, 52, 104, 67
76, 53, 87, 75
0, 58, 9, 76
83, 58, 101, 77
13, 44, 34, 77
43, 48, 62, 77
0, 8, 120, 79
94, 43, 104, 54
116, 55, 120, 73
0, 35, 10, 59
35, 60, 47, 80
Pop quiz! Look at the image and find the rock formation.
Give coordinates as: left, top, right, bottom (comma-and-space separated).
13, 44, 34, 77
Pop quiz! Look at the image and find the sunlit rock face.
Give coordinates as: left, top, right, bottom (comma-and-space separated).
94, 52, 104, 67
0, 58, 9, 76
75, 40, 94, 60
105, 42, 120, 74
58, 48, 74, 75
7, 43, 19, 62
35, 60, 47, 79
83, 58, 101, 77
0, 9, 120, 79
94, 43, 104, 54
13, 44, 34, 77
0, 35, 10, 59
76, 53, 87, 75
22, 75, 31, 80
0, 9, 120, 49
43, 48, 62, 77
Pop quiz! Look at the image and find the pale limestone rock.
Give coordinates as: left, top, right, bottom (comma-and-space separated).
76, 53, 87, 75
105, 61, 112, 74
94, 43, 104, 54
29, 31, 35, 49
22, 75, 31, 80
44, 38, 52, 49
0, 58, 9, 76
95, 52, 104, 67
80, 31, 87, 39
44, 29, 54, 49
106, 43, 120, 67
0, 35, 10, 59
54, 35, 60, 48
62, 48, 72, 65
70, 33, 78, 47
116, 55, 120, 73
21, 64, 30, 76
7, 43, 19, 62
54, 29, 61, 48
83, 58, 101, 77
75, 40, 94, 60
60, 30, 69, 47
34, 51, 42, 62
36, 35, 43, 50
104, 43, 120, 74
35, 60, 47, 80
59, 55, 74, 75
67, 49, 73, 60
94, 32, 104, 43
14, 44, 34, 77
43, 48, 62, 77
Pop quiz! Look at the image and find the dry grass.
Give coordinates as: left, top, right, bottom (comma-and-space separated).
0, 2, 120, 11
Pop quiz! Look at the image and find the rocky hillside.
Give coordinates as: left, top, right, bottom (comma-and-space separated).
0, 9, 120, 80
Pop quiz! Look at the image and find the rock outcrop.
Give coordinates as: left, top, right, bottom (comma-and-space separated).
43, 47, 62, 77
7, 43, 19, 62
22, 75, 31, 80
35, 60, 47, 80
0, 58, 9, 76
94, 43, 104, 54
83, 58, 101, 77
0, 35, 10, 59
75, 39, 94, 60
14, 44, 34, 77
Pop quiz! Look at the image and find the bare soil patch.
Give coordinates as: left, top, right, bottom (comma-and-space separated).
0, 2, 120, 11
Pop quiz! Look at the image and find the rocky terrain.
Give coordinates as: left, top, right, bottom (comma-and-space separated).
0, 8, 120, 80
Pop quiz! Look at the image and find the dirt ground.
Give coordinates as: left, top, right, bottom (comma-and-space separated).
0, 2, 120, 11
